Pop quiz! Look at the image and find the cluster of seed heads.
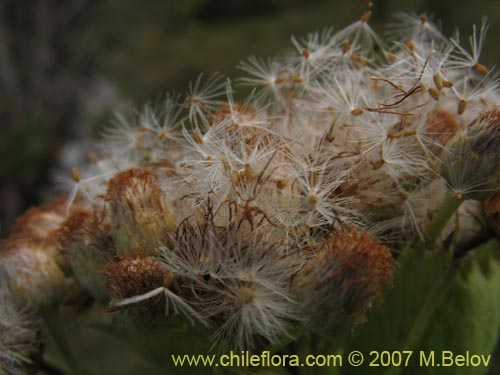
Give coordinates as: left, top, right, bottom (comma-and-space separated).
3, 8, 500, 371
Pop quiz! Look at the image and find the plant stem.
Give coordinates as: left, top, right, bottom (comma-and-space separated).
41, 306, 80, 374
39, 355, 67, 375
425, 193, 465, 249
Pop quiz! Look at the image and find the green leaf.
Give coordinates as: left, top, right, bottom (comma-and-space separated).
91, 315, 213, 374
343, 246, 454, 365
408, 240, 500, 375
341, 240, 500, 375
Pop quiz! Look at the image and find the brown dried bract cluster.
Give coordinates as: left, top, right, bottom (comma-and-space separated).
297, 228, 395, 333
104, 167, 176, 256
0, 196, 69, 306
1, 238, 67, 305
57, 206, 113, 300
12, 196, 67, 243
104, 254, 169, 314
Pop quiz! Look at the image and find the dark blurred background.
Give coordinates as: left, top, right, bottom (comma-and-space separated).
1, 0, 500, 237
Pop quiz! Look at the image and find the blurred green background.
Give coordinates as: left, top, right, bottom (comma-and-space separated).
1, 1, 500, 372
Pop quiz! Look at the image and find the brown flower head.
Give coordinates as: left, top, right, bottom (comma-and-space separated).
0, 238, 67, 306
104, 167, 176, 256
295, 228, 395, 334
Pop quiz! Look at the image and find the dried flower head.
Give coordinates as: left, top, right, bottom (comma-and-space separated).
164, 220, 301, 351
105, 254, 170, 315
12, 196, 67, 243
58, 207, 113, 300
295, 228, 395, 334
0, 238, 66, 307
105, 167, 176, 256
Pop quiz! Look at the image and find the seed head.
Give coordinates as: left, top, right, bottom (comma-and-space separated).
0, 288, 38, 375
442, 118, 500, 200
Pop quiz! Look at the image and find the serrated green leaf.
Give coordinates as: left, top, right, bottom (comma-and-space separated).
407, 240, 500, 375
341, 247, 455, 375
341, 240, 500, 375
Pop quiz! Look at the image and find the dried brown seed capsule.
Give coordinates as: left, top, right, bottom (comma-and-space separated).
442, 80, 454, 88
360, 10, 372, 23
458, 100, 467, 115
433, 73, 443, 90
474, 62, 489, 75
351, 108, 364, 116
71, 167, 80, 183
429, 87, 440, 101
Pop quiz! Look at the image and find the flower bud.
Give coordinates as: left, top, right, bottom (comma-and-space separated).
0, 238, 67, 307
438, 200, 486, 250
58, 208, 113, 300
10, 196, 68, 271
105, 168, 176, 256
12, 196, 67, 243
